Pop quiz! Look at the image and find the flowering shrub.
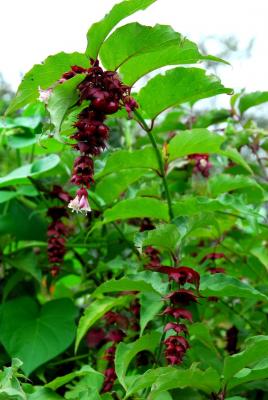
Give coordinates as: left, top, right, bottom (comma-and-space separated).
0, 0, 268, 399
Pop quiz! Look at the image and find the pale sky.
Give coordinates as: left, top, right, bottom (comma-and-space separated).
1, 0, 268, 103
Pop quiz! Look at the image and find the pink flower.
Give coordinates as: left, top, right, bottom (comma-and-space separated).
38, 86, 52, 104
68, 187, 91, 215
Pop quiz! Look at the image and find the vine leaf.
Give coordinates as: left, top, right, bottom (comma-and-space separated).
86, 0, 156, 59
137, 67, 232, 119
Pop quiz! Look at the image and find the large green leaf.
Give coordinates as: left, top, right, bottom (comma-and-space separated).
137, 67, 232, 119
103, 198, 169, 223
168, 129, 224, 160
6, 52, 89, 115
0, 155, 60, 187
47, 75, 85, 134
96, 147, 159, 179
0, 297, 77, 375
239, 91, 268, 114
85, 0, 156, 59
228, 358, 268, 390
223, 336, 268, 383
100, 23, 179, 70
7, 133, 36, 149
119, 37, 227, 85
93, 277, 161, 297
115, 332, 161, 389
75, 296, 131, 353
200, 274, 268, 302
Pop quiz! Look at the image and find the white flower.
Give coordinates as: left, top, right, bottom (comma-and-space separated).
68, 191, 91, 215
199, 158, 208, 168
38, 86, 52, 104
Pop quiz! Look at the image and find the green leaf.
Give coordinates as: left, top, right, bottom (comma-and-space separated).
103, 198, 169, 223
168, 129, 225, 160
47, 75, 85, 134
146, 365, 220, 394
0, 358, 26, 400
168, 129, 252, 172
119, 37, 227, 85
228, 359, 268, 390
135, 223, 180, 252
0, 155, 60, 187
75, 296, 131, 353
137, 67, 232, 119
0, 297, 77, 375
193, 108, 231, 128
100, 23, 179, 70
219, 148, 253, 174
239, 91, 268, 114
85, 0, 156, 59
96, 147, 159, 179
200, 274, 268, 301
115, 332, 161, 389
46, 365, 103, 390
0, 191, 18, 203
208, 174, 263, 197
93, 277, 161, 297
6, 52, 89, 115
7, 133, 36, 149
139, 292, 163, 336
95, 168, 146, 204
223, 336, 268, 383
28, 388, 64, 400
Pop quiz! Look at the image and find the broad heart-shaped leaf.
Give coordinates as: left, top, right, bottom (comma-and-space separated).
200, 274, 268, 302
6, 52, 89, 115
119, 37, 227, 86
115, 332, 161, 390
75, 295, 132, 353
47, 75, 85, 134
137, 67, 232, 119
103, 198, 169, 223
151, 366, 221, 396
239, 91, 268, 114
45, 365, 103, 390
135, 223, 180, 252
85, 0, 156, 58
223, 336, 268, 384
0, 154, 60, 187
95, 147, 159, 179
168, 128, 224, 160
100, 23, 180, 70
0, 297, 77, 375
93, 277, 161, 297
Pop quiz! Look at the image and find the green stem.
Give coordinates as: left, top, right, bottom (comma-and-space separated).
48, 353, 89, 367
134, 110, 174, 221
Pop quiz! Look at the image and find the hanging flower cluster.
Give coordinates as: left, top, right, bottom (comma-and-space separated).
47, 186, 71, 276
86, 299, 140, 393
144, 246, 200, 365
188, 153, 212, 177
58, 61, 138, 214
